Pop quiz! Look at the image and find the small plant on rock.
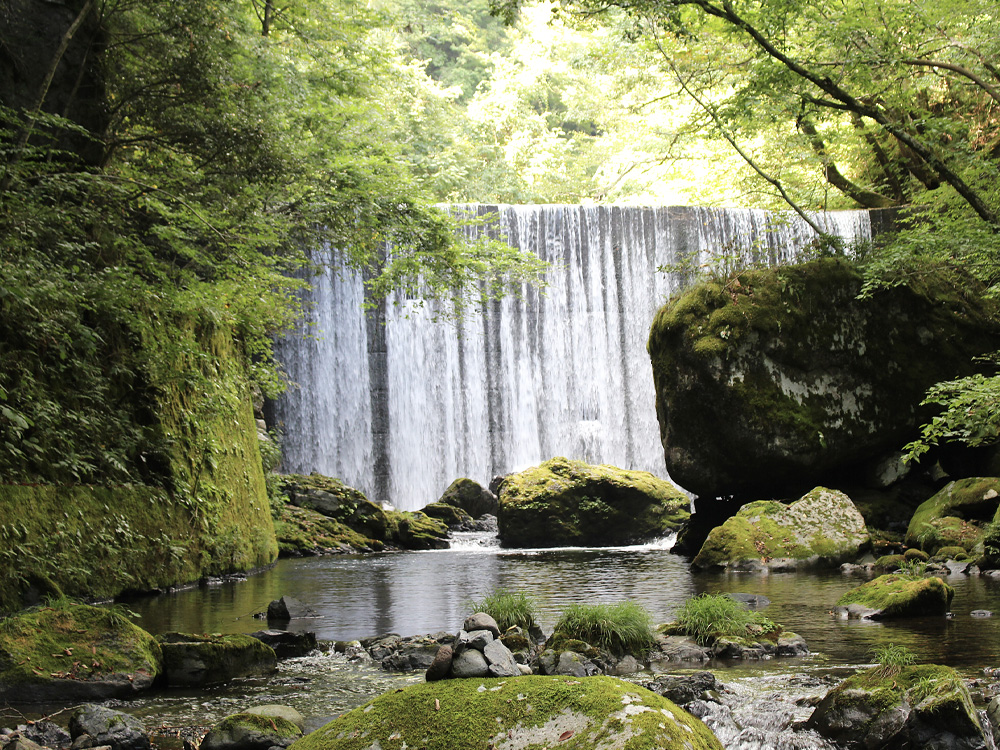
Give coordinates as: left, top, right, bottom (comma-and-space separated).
468, 589, 538, 632
553, 601, 655, 656
673, 593, 776, 646
871, 643, 915, 678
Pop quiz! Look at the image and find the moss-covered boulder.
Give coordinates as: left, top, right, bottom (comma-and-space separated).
647, 257, 1000, 499
156, 632, 277, 686
905, 477, 1000, 554
273, 503, 385, 556
420, 501, 474, 528
0, 602, 162, 702
387, 511, 450, 550
692, 487, 869, 570
496, 457, 690, 548
806, 664, 987, 750
201, 712, 303, 750
279, 473, 390, 540
438, 477, 498, 518
288, 675, 723, 750
834, 574, 954, 619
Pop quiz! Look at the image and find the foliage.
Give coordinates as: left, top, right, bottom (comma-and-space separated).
552, 601, 655, 655
870, 643, 916, 679
672, 593, 776, 647
468, 589, 538, 632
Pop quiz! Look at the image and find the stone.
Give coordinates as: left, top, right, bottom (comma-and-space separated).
279, 474, 389, 540
605, 654, 641, 676
156, 633, 277, 687
244, 706, 305, 732
17, 722, 70, 748
439, 477, 499, 518
807, 664, 987, 750
538, 651, 599, 677
286, 675, 724, 750
647, 257, 1000, 500
647, 672, 724, 705
200, 713, 301, 750
693, 487, 869, 570
249, 630, 317, 658
266, 597, 317, 622
0, 602, 161, 703
425, 644, 454, 681
449, 647, 489, 678
905, 478, 1000, 554
497, 457, 690, 548
727, 593, 770, 608
972, 610, 993, 618
463, 612, 501, 638
483, 639, 521, 677
380, 637, 441, 671
834, 574, 954, 619
69, 706, 149, 750
459, 628, 495, 651
418, 502, 474, 528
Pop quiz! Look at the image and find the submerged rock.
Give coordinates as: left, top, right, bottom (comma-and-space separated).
834, 574, 954, 619
0, 602, 161, 702
287, 675, 724, 750
807, 664, 987, 749
692, 487, 869, 570
647, 257, 1000, 500
497, 456, 690, 548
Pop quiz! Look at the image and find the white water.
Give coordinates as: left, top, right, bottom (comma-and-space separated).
270, 204, 873, 510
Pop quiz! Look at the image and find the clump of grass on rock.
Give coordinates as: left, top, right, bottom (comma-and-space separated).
551, 601, 655, 656
671, 593, 777, 646
468, 589, 538, 633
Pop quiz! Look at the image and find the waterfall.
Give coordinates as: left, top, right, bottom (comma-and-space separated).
269, 204, 873, 511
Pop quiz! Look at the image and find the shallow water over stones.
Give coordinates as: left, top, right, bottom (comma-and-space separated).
34, 540, 1000, 749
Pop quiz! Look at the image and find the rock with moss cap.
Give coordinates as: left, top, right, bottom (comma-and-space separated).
279, 473, 390, 540
201, 712, 303, 750
647, 257, 1000, 500
0, 601, 161, 702
156, 632, 277, 686
288, 675, 724, 750
905, 477, 1000, 554
437, 477, 498, 518
807, 664, 987, 749
834, 574, 954, 619
497, 457, 690, 548
692, 487, 869, 571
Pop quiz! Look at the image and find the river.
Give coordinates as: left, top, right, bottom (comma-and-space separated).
98, 533, 1000, 747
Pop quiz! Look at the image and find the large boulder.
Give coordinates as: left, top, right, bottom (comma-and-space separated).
807, 664, 987, 749
0, 602, 161, 702
68, 705, 150, 750
497, 457, 690, 547
287, 675, 724, 750
437, 477, 498, 518
647, 257, 1000, 499
692, 487, 869, 570
279, 473, 389, 540
156, 633, 277, 686
834, 574, 954, 619
905, 477, 1000, 554
200, 712, 302, 750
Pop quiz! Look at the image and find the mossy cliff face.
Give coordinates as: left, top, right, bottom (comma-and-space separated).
904, 477, 1000, 554
497, 457, 690, 548
807, 664, 985, 750
692, 487, 869, 570
289, 675, 724, 750
647, 258, 1000, 499
0, 322, 276, 613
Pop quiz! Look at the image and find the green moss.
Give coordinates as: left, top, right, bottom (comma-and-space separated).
214, 713, 301, 739
157, 632, 276, 685
836, 574, 954, 617
497, 457, 690, 547
873, 554, 905, 571
0, 601, 161, 687
905, 478, 1000, 553
273, 503, 381, 555
421, 502, 474, 527
288, 676, 724, 750
386, 511, 450, 550
935, 545, 969, 560
903, 548, 930, 562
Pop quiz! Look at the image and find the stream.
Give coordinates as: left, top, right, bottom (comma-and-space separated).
13, 534, 1000, 749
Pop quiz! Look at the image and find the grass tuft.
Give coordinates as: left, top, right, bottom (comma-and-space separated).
468, 589, 538, 632
552, 601, 655, 656
672, 593, 776, 646
870, 643, 915, 679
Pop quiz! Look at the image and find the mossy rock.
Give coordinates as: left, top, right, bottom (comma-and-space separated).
497, 457, 690, 548
0, 601, 161, 702
279, 473, 390, 540
288, 675, 724, 750
386, 511, 450, 550
420, 501, 474, 528
647, 257, 1000, 499
835, 574, 954, 619
873, 554, 905, 571
935, 545, 970, 561
904, 477, 1000, 554
201, 712, 302, 750
438, 477, 498, 518
692, 487, 869, 570
807, 664, 985, 749
273, 503, 383, 556
156, 632, 277, 686
903, 548, 929, 562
